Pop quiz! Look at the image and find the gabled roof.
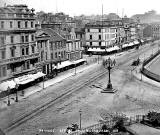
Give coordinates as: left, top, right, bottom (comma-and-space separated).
42, 28, 66, 42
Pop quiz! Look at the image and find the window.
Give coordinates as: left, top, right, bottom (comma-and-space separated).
11, 36, 14, 43
22, 48, 25, 55
0, 37, 5, 45
1, 50, 5, 59
41, 51, 44, 61
87, 29, 90, 32
21, 36, 24, 43
31, 46, 35, 53
25, 21, 28, 28
99, 29, 101, 33
10, 48, 15, 57
10, 21, 13, 28
46, 52, 47, 60
99, 42, 101, 46
26, 47, 29, 55
18, 21, 21, 28
55, 52, 57, 58
61, 51, 63, 58
2, 66, 6, 77
99, 35, 101, 40
31, 35, 34, 41
64, 51, 66, 58
51, 53, 53, 59
90, 42, 92, 46
55, 43, 57, 50
90, 35, 92, 39
1, 21, 4, 28
31, 21, 33, 28
25, 35, 29, 42
26, 61, 30, 69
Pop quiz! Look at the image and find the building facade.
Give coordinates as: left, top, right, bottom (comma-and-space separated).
85, 22, 117, 49
36, 28, 67, 75
66, 28, 82, 61
143, 23, 160, 40
0, 5, 39, 82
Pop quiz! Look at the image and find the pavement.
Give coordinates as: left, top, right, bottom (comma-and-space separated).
1, 41, 160, 135
128, 123, 160, 135
132, 44, 160, 89
0, 56, 102, 109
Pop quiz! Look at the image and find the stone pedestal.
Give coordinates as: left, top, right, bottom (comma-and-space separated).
101, 83, 117, 93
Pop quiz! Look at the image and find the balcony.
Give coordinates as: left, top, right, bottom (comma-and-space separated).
0, 53, 40, 65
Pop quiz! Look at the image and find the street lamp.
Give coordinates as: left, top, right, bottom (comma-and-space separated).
79, 109, 82, 130
101, 57, 117, 93
7, 87, 10, 106
15, 84, 19, 102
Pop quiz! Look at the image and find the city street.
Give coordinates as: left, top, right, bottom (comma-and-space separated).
1, 42, 160, 135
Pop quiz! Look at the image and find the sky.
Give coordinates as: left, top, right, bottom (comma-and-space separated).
1, 0, 160, 17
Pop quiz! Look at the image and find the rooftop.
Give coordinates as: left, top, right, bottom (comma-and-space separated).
42, 28, 66, 42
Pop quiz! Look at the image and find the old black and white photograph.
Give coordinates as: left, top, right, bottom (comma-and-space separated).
1, 0, 160, 135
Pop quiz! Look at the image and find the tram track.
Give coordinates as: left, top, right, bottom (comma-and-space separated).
4, 43, 156, 133
5, 65, 108, 132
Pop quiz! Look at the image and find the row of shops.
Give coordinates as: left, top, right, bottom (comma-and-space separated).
87, 39, 146, 55
0, 58, 87, 96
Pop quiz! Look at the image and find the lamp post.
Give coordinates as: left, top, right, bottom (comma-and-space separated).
15, 84, 19, 102
7, 87, 10, 106
79, 109, 82, 130
101, 57, 117, 93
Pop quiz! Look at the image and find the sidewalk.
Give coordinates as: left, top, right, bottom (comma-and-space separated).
0, 60, 101, 109
128, 123, 160, 135
132, 43, 160, 88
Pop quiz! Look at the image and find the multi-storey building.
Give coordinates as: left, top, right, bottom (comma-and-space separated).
36, 28, 67, 74
0, 5, 39, 82
143, 23, 160, 40
66, 28, 82, 61
85, 21, 117, 50
75, 28, 85, 49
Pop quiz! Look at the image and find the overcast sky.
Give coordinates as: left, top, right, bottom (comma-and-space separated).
1, 0, 160, 17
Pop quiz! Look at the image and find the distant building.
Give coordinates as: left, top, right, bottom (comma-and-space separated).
0, 5, 38, 82
66, 28, 82, 61
75, 28, 85, 48
143, 23, 160, 40
85, 21, 121, 50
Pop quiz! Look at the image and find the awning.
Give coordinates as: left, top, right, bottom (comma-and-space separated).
72, 59, 87, 64
128, 42, 134, 46
33, 72, 46, 80
122, 43, 129, 48
106, 46, 120, 52
14, 74, 35, 85
133, 40, 139, 45
0, 80, 16, 92
57, 61, 73, 69
88, 48, 106, 52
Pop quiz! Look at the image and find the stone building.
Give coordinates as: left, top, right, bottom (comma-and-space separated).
85, 21, 117, 50
0, 5, 39, 82
143, 23, 160, 40
36, 28, 67, 74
